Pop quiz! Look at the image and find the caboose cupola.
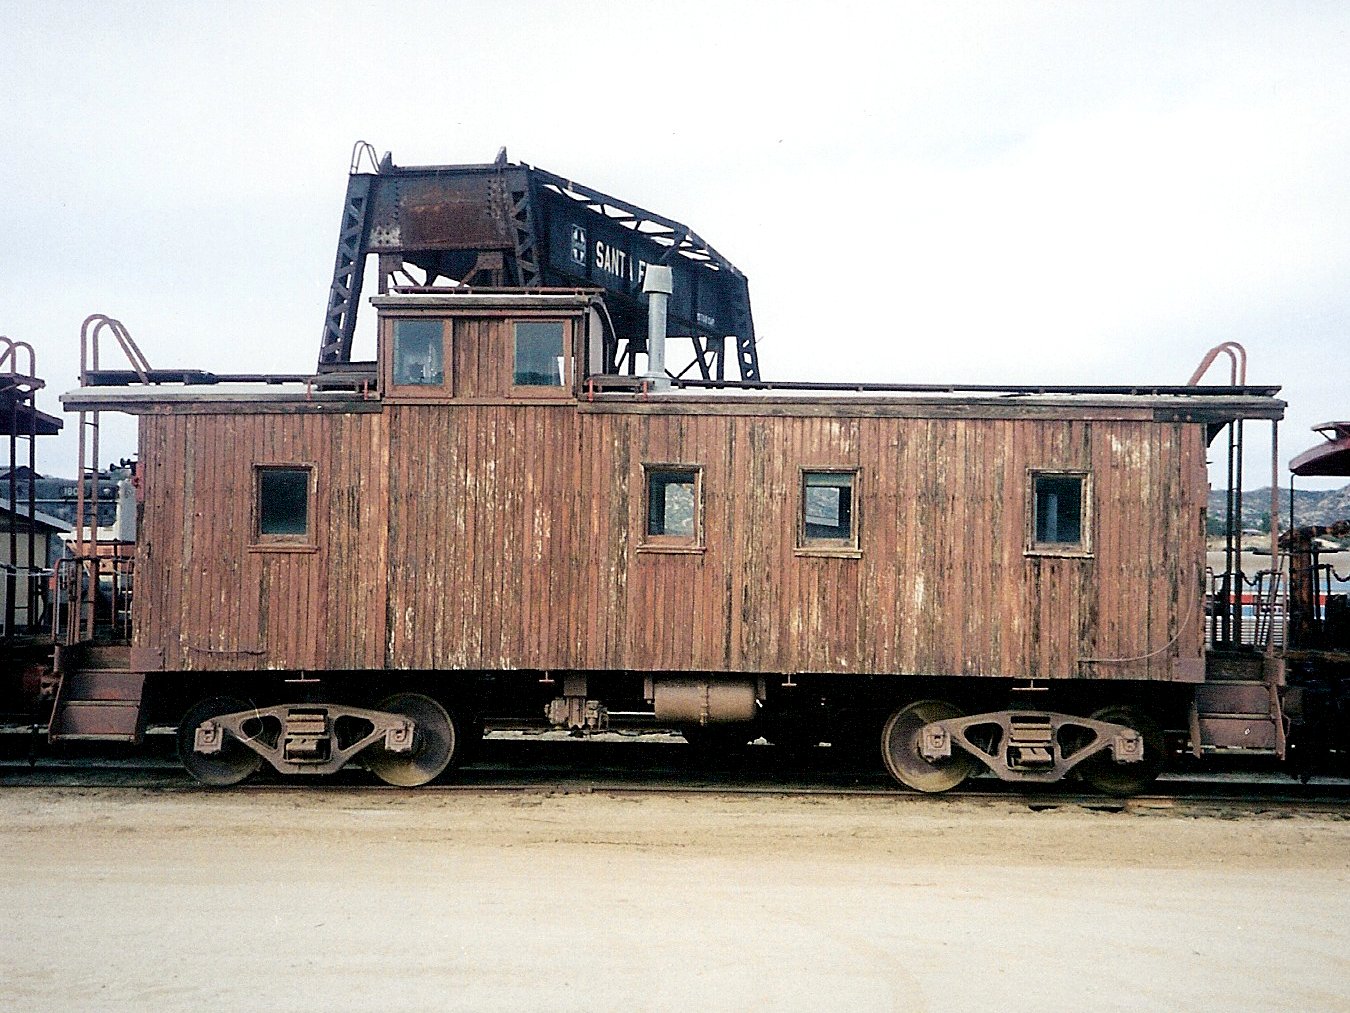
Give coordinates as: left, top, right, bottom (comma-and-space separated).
374, 291, 601, 402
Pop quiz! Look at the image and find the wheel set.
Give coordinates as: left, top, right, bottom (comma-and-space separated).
176, 691, 462, 788
878, 698, 1166, 795
176, 696, 264, 787
175, 688, 1166, 797
880, 700, 979, 792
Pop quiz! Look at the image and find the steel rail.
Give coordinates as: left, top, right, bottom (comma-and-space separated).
2, 757, 1346, 808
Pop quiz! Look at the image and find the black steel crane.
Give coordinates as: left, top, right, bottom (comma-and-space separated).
319, 143, 759, 384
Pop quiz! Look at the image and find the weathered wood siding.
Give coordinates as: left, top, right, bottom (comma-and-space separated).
133, 387, 1208, 682
382, 405, 1206, 680
449, 317, 518, 398
134, 409, 388, 671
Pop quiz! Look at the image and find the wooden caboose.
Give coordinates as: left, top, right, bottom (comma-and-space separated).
60, 290, 1284, 792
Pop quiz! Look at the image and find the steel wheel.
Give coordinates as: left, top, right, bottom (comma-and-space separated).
1080, 706, 1165, 797
880, 699, 977, 793
365, 693, 458, 787
177, 696, 263, 787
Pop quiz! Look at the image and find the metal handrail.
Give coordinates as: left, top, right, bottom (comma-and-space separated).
1190, 342, 1254, 644
1253, 566, 1285, 651
1206, 566, 1286, 650
51, 551, 134, 646
349, 140, 381, 175
71, 315, 150, 643
0, 335, 37, 380
1187, 341, 1248, 387
80, 314, 152, 385
0, 335, 42, 636
0, 567, 53, 637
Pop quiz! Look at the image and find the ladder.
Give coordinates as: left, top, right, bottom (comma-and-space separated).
0, 337, 44, 636
48, 315, 151, 743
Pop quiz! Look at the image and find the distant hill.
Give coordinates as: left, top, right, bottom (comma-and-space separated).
1209, 483, 1350, 531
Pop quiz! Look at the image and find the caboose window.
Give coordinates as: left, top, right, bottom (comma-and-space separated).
392, 319, 445, 386
256, 467, 311, 540
641, 466, 702, 551
1029, 471, 1090, 554
514, 321, 566, 387
800, 471, 858, 548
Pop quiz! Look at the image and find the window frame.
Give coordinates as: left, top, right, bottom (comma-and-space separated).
509, 318, 574, 399
796, 468, 862, 558
1025, 468, 1093, 558
638, 463, 705, 554
250, 463, 317, 552
383, 315, 453, 398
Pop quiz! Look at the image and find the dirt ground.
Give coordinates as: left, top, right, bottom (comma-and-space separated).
1, 787, 1347, 1012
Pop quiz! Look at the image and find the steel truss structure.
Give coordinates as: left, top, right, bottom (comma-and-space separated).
318, 143, 759, 383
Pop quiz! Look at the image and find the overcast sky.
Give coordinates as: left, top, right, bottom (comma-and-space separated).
3, 1, 1348, 490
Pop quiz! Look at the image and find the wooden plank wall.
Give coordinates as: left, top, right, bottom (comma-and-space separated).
450, 318, 507, 397
382, 404, 1207, 681
134, 390, 1207, 682
134, 410, 388, 672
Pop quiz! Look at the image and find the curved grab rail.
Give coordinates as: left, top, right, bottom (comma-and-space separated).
80, 314, 152, 385
1187, 341, 1247, 386
0, 336, 37, 380
350, 139, 381, 175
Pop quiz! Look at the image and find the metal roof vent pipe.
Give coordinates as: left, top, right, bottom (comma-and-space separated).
642, 264, 673, 391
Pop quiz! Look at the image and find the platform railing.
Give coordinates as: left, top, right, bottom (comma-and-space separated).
1207, 566, 1285, 651
0, 335, 43, 637
52, 551, 134, 646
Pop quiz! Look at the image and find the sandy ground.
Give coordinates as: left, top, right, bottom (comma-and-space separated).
1, 787, 1347, 1012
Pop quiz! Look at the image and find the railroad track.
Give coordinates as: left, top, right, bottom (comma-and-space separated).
2, 735, 1347, 812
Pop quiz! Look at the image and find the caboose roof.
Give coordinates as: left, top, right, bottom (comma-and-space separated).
61, 379, 1283, 426
62, 288, 1284, 424
583, 388, 1285, 425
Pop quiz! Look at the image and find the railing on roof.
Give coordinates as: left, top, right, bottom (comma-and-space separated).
665, 379, 1283, 396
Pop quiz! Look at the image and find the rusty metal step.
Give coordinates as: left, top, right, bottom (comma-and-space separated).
1190, 678, 1285, 756
49, 669, 146, 743
60, 670, 144, 702
1193, 681, 1272, 716
1204, 652, 1266, 681
49, 700, 144, 741
78, 643, 133, 670
1195, 715, 1280, 750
